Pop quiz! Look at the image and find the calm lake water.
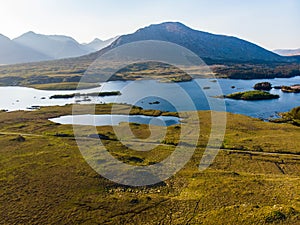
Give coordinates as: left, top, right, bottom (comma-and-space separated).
0, 77, 299, 119
50, 114, 180, 127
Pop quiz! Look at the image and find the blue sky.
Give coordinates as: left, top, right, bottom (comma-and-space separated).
0, 0, 299, 49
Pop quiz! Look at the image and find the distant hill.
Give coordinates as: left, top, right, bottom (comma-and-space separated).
0, 32, 116, 65
84, 37, 118, 51
13, 31, 90, 59
273, 48, 300, 56
105, 22, 289, 63
0, 34, 52, 64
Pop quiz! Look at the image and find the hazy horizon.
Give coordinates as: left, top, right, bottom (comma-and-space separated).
0, 0, 299, 50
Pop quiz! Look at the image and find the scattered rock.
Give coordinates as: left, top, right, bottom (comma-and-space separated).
15, 135, 26, 142
130, 198, 139, 204
26, 106, 40, 110
265, 211, 286, 223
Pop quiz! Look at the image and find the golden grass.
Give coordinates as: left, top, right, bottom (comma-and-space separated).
0, 104, 299, 224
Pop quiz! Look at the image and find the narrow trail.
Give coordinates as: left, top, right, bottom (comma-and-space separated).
224, 148, 300, 158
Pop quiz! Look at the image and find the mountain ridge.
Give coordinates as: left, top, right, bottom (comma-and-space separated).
106, 22, 288, 63
13, 31, 90, 59
0, 32, 118, 64
84, 36, 118, 51
274, 48, 300, 56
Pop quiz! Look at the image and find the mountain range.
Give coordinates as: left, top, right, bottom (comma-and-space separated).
0, 22, 299, 65
0, 32, 116, 64
273, 48, 300, 56
0, 34, 51, 64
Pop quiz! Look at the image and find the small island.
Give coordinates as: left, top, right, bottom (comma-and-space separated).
149, 101, 160, 105
49, 91, 121, 99
281, 85, 300, 93
253, 82, 272, 91
225, 90, 279, 100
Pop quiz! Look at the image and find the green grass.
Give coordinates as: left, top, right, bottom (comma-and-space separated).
226, 90, 280, 100
0, 105, 299, 224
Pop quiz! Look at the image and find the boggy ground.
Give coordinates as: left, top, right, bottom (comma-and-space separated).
0, 104, 299, 224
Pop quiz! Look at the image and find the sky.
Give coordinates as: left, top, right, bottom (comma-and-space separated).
0, 0, 299, 50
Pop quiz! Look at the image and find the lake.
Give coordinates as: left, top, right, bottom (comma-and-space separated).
0, 77, 299, 119
50, 114, 180, 127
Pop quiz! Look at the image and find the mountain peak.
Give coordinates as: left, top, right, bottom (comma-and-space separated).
92, 38, 103, 42
153, 21, 189, 29
85, 37, 117, 51
23, 31, 37, 36
88, 38, 103, 44
47, 35, 78, 43
136, 21, 191, 34
15, 31, 39, 40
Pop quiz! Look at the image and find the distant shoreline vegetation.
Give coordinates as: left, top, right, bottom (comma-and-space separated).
271, 106, 300, 126
0, 61, 299, 90
212, 63, 300, 80
224, 90, 280, 100
49, 91, 121, 99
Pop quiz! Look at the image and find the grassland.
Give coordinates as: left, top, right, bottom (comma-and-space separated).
0, 104, 299, 224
